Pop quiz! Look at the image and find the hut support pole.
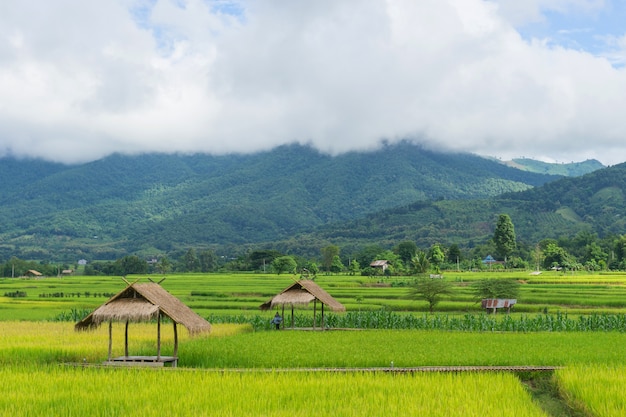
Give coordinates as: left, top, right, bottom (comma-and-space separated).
157, 311, 161, 361
321, 303, 325, 330
291, 304, 294, 329
313, 299, 317, 330
173, 322, 178, 358
108, 320, 112, 361
124, 320, 129, 357
281, 305, 285, 329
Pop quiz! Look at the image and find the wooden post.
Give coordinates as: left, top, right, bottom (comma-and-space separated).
291, 304, 294, 329
157, 311, 161, 361
108, 320, 113, 361
321, 303, 325, 330
281, 305, 285, 329
313, 299, 317, 330
124, 320, 129, 357
173, 322, 178, 357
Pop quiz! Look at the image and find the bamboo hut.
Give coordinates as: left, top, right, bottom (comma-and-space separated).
75, 280, 211, 366
260, 279, 345, 330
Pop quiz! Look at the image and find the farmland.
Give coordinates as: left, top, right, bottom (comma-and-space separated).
2, 272, 626, 415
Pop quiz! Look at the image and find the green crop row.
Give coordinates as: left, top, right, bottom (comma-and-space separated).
205, 311, 626, 332
0, 366, 549, 417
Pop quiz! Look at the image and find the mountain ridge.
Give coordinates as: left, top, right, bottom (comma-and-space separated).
0, 142, 607, 261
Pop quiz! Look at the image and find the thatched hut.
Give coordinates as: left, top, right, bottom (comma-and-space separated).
260, 279, 345, 329
75, 280, 211, 366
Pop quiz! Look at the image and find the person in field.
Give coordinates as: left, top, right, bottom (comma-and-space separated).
271, 312, 283, 330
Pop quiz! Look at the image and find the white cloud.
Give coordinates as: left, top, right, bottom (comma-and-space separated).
490, 0, 606, 26
0, 0, 625, 165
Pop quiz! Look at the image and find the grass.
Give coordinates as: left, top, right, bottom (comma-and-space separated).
556, 366, 626, 416
0, 366, 550, 417
3, 272, 626, 415
1, 321, 625, 415
4, 321, 625, 368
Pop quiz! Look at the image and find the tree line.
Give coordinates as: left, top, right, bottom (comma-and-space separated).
3, 213, 626, 278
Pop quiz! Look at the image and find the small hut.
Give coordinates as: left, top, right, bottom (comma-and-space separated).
260, 279, 345, 330
75, 280, 211, 366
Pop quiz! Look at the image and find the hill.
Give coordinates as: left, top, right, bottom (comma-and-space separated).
500, 158, 604, 176
0, 142, 559, 260
292, 162, 626, 255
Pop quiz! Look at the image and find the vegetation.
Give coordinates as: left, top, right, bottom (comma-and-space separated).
556, 366, 626, 416
493, 213, 516, 262
0, 271, 625, 415
0, 365, 549, 417
502, 157, 604, 176
0, 143, 564, 261
410, 278, 452, 313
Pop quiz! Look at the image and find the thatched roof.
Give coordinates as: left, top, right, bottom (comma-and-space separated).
75, 282, 211, 334
260, 279, 346, 312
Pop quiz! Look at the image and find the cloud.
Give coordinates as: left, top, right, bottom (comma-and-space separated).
0, 0, 625, 165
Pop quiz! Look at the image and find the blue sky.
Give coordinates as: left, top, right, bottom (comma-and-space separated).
1, 0, 625, 165
517, 1, 626, 65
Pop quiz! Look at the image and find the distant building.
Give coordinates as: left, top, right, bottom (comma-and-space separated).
370, 260, 390, 272
78, 259, 87, 266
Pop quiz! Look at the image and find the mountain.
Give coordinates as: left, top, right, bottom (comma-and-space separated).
0, 142, 559, 261
294, 161, 626, 254
499, 158, 605, 177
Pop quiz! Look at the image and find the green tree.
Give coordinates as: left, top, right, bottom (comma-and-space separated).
411, 278, 452, 313
447, 243, 462, 265
428, 244, 445, 273
353, 244, 384, 269
330, 255, 344, 274
493, 214, 516, 262
182, 248, 200, 272
198, 249, 218, 272
301, 261, 319, 277
156, 256, 171, 274
395, 241, 418, 265
613, 235, 626, 269
348, 259, 360, 276
411, 251, 430, 274
321, 245, 340, 273
472, 279, 519, 300
543, 243, 574, 269
271, 256, 297, 275
248, 250, 282, 272
116, 255, 148, 275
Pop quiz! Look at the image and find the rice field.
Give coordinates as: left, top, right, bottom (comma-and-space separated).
555, 366, 626, 416
3, 272, 626, 415
0, 366, 549, 417
4, 271, 626, 321
1, 321, 626, 415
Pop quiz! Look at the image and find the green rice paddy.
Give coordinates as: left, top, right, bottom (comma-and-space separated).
2, 272, 626, 415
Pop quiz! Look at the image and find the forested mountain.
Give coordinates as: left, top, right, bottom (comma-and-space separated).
0, 142, 560, 261
500, 158, 604, 176
291, 162, 626, 256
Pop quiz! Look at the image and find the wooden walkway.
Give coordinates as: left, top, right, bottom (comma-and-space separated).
68, 363, 561, 373
217, 365, 562, 373
103, 356, 178, 367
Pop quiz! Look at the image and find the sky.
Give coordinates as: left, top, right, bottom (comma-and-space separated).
1, 0, 626, 165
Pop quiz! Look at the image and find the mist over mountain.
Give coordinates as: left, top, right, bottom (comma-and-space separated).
0, 142, 606, 261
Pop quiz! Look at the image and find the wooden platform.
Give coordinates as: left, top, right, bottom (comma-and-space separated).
104, 356, 178, 367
